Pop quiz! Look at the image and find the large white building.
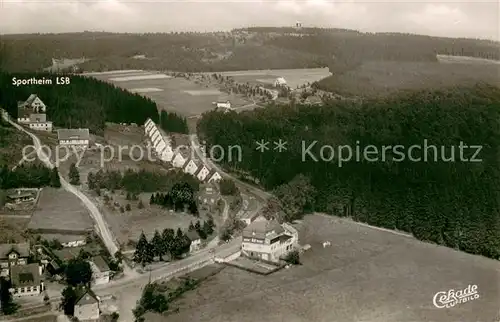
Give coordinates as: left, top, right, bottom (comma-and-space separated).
241, 216, 298, 263
57, 128, 90, 147
17, 95, 52, 131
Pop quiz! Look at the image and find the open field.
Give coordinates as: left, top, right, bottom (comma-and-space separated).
437, 54, 500, 65
319, 60, 500, 97
214, 67, 332, 89
147, 213, 500, 322
88, 71, 251, 117
98, 190, 209, 248
28, 188, 93, 234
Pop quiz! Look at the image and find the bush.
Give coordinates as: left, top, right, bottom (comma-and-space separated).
284, 250, 300, 265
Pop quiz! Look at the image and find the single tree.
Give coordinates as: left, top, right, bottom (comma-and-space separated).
120, 206, 125, 213
50, 167, 61, 188
0, 277, 19, 315
68, 163, 80, 185
138, 199, 144, 209
133, 232, 153, 268
125, 204, 131, 211
65, 257, 92, 287
188, 221, 195, 231
60, 286, 77, 315
87, 172, 95, 189
161, 228, 175, 260
151, 230, 164, 260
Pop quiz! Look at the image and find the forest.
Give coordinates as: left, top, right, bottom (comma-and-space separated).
197, 83, 500, 259
1, 28, 498, 75
0, 71, 159, 134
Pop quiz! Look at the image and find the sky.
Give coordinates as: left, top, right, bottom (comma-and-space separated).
0, 0, 499, 40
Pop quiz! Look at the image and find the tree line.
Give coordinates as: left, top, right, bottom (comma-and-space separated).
149, 182, 199, 215
0, 71, 159, 134
87, 168, 199, 194
0, 163, 60, 189
132, 219, 214, 267
197, 83, 500, 259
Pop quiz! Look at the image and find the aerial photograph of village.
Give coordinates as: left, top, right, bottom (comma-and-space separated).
0, 1, 499, 322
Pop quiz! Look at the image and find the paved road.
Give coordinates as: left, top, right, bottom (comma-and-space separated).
2, 114, 121, 261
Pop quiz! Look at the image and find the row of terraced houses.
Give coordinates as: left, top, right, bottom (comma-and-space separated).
144, 118, 222, 183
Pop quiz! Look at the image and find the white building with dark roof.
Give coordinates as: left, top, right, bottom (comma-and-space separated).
207, 169, 222, 183
57, 128, 90, 147
241, 216, 298, 263
183, 159, 200, 175
195, 165, 211, 181
90, 255, 110, 285
216, 100, 231, 109
18, 94, 46, 113
9, 263, 43, 297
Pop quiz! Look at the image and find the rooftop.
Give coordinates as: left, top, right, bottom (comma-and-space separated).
186, 230, 201, 241
40, 233, 87, 244
242, 219, 285, 240
0, 243, 30, 259
10, 263, 40, 287
75, 290, 99, 306
91, 255, 110, 272
57, 128, 90, 141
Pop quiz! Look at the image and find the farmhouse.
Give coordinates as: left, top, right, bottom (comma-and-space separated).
0, 243, 30, 277
9, 263, 43, 297
89, 256, 110, 285
241, 216, 298, 263
28, 113, 52, 131
216, 100, 231, 109
74, 290, 100, 321
57, 128, 90, 147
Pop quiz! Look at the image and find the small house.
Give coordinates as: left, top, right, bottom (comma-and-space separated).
207, 169, 222, 183
195, 165, 210, 181
186, 231, 202, 253
89, 256, 110, 285
74, 290, 100, 321
216, 101, 231, 109
18, 94, 46, 113
183, 159, 200, 175
274, 77, 287, 87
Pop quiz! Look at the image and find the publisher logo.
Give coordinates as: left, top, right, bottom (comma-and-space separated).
432, 284, 480, 308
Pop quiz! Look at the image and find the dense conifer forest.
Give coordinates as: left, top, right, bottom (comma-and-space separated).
0, 71, 159, 134
198, 83, 500, 259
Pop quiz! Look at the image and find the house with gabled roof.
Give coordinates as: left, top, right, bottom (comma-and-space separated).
186, 230, 202, 253
74, 289, 100, 321
195, 165, 211, 181
18, 94, 46, 113
207, 169, 222, 183
0, 243, 30, 277
28, 113, 52, 131
183, 158, 200, 175
241, 216, 297, 263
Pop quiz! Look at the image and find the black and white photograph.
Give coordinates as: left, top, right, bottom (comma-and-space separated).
0, 1, 499, 321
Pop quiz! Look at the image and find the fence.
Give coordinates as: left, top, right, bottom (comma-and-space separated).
151, 258, 216, 282
215, 250, 241, 263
